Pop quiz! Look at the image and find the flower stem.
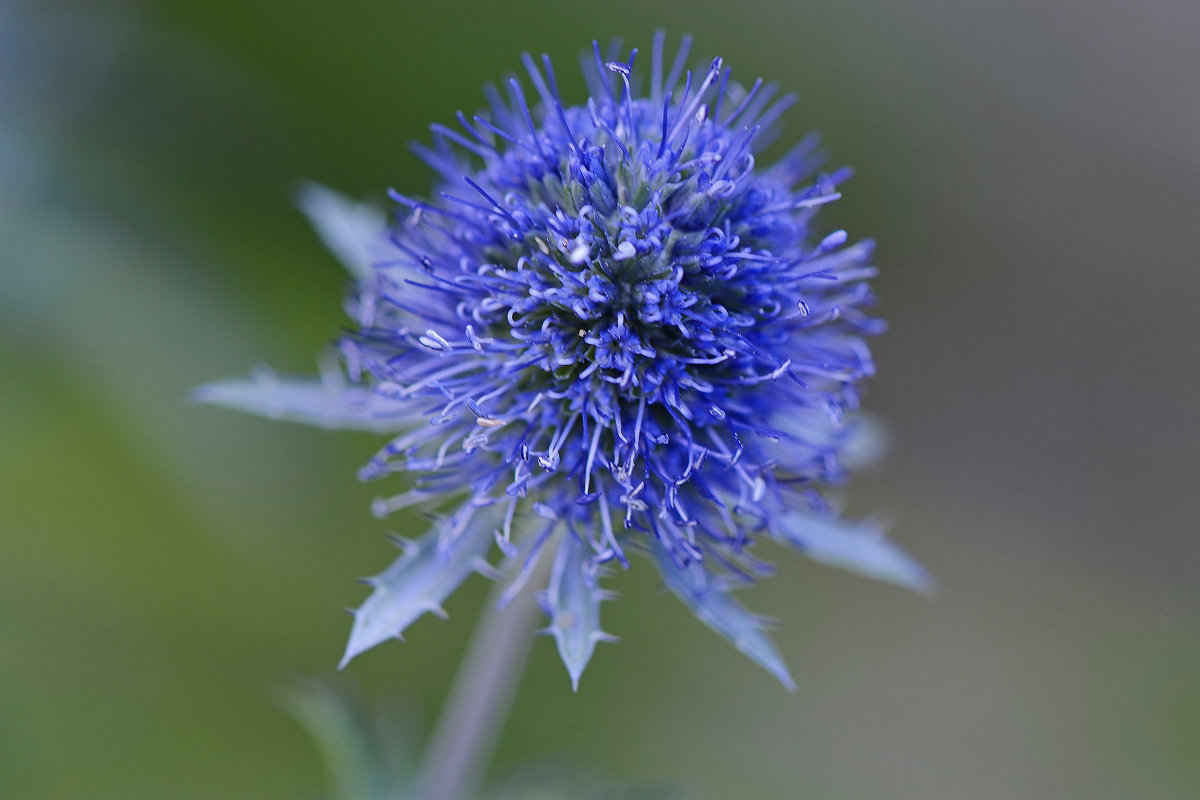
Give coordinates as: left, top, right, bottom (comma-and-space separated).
416, 558, 548, 800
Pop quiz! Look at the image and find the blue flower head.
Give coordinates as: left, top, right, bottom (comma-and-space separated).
198, 33, 930, 691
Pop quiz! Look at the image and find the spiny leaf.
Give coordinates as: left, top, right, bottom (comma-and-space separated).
776, 510, 933, 594
296, 182, 387, 280
341, 511, 495, 668
649, 537, 795, 690
194, 369, 411, 433
541, 534, 617, 691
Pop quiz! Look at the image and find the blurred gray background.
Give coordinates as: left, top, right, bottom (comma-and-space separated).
2, 1, 1198, 798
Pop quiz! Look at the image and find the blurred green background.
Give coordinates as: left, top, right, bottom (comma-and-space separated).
2, 1, 1198, 798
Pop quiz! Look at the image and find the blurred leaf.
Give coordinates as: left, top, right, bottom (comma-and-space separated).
280, 679, 685, 800
279, 680, 416, 800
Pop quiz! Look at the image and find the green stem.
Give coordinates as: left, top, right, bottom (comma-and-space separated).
415, 555, 548, 800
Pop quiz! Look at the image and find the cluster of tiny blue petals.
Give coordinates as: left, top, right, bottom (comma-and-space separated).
198, 34, 929, 691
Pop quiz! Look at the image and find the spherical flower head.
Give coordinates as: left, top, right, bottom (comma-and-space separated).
198, 33, 930, 691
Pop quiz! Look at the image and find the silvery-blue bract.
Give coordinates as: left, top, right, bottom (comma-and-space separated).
198, 34, 930, 691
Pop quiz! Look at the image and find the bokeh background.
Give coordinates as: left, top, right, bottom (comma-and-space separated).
2, 1, 1198, 798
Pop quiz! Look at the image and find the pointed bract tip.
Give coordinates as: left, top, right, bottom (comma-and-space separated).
779, 511, 934, 595
293, 181, 384, 280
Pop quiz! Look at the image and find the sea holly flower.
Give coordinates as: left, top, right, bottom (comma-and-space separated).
197, 33, 930, 691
